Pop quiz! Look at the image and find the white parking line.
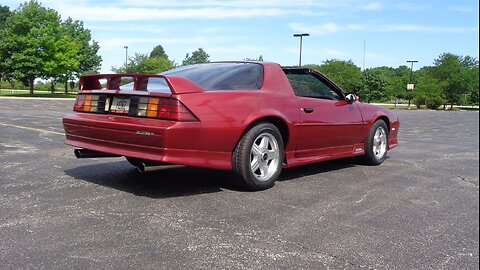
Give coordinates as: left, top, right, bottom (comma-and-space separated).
0, 122, 65, 136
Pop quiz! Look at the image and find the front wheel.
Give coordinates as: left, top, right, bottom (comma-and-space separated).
232, 123, 284, 191
362, 120, 388, 165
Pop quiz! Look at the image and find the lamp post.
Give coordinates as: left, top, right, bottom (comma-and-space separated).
406, 60, 418, 109
293, 33, 309, 66
123, 46, 128, 68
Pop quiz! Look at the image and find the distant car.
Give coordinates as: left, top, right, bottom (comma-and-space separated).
63, 62, 399, 190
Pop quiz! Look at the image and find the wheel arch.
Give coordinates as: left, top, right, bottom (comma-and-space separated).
375, 115, 391, 134
233, 116, 290, 153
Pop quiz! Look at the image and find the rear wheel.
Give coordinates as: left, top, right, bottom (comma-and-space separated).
362, 120, 388, 165
232, 123, 284, 191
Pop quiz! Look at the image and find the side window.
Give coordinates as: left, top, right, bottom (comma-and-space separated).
286, 73, 341, 100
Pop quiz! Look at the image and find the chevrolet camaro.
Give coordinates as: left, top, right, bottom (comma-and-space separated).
63, 61, 399, 190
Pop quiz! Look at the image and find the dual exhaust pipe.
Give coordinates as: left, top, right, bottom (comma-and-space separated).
74, 148, 184, 173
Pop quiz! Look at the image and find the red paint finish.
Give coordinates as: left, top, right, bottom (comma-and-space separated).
63, 62, 399, 170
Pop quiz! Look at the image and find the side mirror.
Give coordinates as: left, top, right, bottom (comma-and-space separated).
345, 94, 357, 104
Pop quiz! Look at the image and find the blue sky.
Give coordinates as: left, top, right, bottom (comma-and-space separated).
3, 0, 479, 73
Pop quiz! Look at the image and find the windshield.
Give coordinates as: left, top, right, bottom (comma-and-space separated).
162, 62, 263, 91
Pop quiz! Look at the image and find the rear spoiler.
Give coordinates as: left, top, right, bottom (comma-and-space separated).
78, 74, 204, 95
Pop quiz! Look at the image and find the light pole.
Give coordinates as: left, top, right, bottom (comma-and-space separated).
123, 46, 128, 68
293, 33, 309, 66
406, 60, 418, 109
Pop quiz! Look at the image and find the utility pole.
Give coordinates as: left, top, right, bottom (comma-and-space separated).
362, 39, 366, 71
293, 33, 310, 66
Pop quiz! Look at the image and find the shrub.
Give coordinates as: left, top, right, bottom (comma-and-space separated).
414, 95, 427, 109
426, 97, 445, 110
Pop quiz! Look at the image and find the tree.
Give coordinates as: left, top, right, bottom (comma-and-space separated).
0, 1, 65, 94
0, 5, 11, 83
0, 1, 101, 94
414, 66, 444, 99
244, 55, 264, 61
358, 69, 386, 103
307, 60, 363, 94
150, 45, 168, 59
112, 53, 174, 74
368, 66, 410, 102
61, 18, 101, 93
0, 5, 10, 29
182, 48, 210, 65
432, 53, 478, 109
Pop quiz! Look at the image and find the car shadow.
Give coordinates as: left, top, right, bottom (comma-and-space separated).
64, 157, 372, 198
279, 158, 358, 182
64, 160, 233, 199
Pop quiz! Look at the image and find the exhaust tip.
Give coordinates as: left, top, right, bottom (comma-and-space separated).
74, 149, 82, 158
136, 162, 147, 173
136, 162, 185, 173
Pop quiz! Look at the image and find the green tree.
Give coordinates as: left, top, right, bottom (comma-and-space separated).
369, 66, 410, 102
244, 55, 264, 61
0, 5, 11, 83
182, 48, 210, 65
432, 53, 478, 109
0, 5, 10, 29
60, 18, 101, 92
149, 45, 168, 59
414, 66, 444, 100
0, 1, 99, 94
306, 60, 363, 93
113, 53, 174, 74
0, 1, 65, 94
358, 69, 386, 103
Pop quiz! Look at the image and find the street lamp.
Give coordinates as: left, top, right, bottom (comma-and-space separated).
406, 60, 418, 109
293, 33, 309, 66
123, 46, 128, 68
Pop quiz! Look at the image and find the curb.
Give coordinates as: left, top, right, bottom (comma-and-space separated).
0, 96, 75, 101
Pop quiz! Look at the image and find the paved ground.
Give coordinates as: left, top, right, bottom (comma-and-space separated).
0, 98, 478, 270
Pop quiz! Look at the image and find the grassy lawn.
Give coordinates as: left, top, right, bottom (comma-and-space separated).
0, 89, 77, 98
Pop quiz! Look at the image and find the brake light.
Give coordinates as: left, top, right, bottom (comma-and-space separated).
73, 94, 107, 113
135, 97, 198, 121
74, 94, 197, 121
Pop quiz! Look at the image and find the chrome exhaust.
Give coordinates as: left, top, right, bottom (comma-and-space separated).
136, 162, 184, 173
74, 149, 121, 158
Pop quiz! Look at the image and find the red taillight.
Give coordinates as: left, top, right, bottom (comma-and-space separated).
73, 94, 104, 113
73, 95, 85, 111
74, 94, 198, 122
137, 97, 198, 121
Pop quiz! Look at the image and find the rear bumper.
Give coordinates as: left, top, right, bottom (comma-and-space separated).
63, 113, 232, 170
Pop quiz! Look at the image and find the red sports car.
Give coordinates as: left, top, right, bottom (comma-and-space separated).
63, 62, 399, 190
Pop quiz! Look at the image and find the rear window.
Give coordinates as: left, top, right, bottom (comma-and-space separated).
119, 77, 171, 93
162, 62, 263, 91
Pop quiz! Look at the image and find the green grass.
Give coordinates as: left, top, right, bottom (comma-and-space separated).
0, 89, 77, 98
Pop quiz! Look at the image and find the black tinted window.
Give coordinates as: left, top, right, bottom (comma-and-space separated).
286, 73, 341, 100
162, 63, 263, 91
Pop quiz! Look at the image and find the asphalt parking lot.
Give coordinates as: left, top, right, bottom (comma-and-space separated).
0, 97, 478, 270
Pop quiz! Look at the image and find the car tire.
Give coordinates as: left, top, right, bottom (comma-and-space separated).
362, 119, 389, 165
232, 123, 284, 191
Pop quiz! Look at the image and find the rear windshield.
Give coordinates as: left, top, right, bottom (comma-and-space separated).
118, 77, 171, 93
162, 62, 263, 91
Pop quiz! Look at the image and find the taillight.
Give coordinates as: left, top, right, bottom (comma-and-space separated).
73, 94, 108, 113
134, 97, 198, 121
74, 94, 197, 122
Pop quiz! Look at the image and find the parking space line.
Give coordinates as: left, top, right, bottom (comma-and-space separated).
0, 122, 65, 136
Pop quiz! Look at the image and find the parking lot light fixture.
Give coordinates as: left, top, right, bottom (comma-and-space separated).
293, 33, 310, 67
406, 60, 418, 109
124, 46, 128, 68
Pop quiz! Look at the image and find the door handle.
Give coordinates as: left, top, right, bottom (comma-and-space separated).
302, 108, 315, 113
